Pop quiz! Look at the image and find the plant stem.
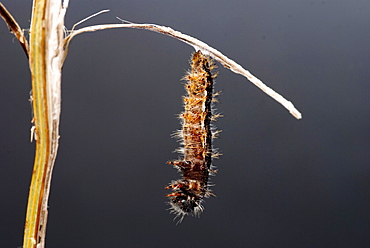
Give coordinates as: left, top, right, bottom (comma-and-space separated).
23, 0, 66, 247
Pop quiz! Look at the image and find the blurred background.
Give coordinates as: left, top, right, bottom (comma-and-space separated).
1, 1, 369, 247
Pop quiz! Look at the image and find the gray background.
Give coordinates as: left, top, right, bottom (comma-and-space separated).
1, 1, 369, 247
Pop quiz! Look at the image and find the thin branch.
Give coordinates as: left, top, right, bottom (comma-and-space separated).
71, 9, 110, 32
65, 23, 302, 119
0, 2, 29, 57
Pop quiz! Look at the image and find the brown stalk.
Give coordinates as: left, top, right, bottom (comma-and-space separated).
0, 2, 29, 57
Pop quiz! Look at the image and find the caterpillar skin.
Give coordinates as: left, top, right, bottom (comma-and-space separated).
166, 50, 219, 222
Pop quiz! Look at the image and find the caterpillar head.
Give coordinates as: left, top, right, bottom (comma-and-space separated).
166, 179, 207, 223
168, 194, 204, 223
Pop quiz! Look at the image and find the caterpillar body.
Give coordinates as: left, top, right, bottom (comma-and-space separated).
166, 50, 220, 222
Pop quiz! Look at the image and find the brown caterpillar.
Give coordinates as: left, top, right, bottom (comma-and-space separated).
166, 50, 220, 222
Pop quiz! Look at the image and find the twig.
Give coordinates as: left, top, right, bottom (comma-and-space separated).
65, 23, 302, 119
0, 2, 29, 57
71, 9, 110, 32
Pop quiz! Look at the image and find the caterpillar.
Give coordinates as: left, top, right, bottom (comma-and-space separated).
166, 50, 221, 222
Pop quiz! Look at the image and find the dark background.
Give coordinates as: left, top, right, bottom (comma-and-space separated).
1, 1, 369, 247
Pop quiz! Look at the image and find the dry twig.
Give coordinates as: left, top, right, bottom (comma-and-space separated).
65, 22, 302, 119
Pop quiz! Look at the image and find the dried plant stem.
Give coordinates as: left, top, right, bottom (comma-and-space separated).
0, 2, 29, 57
65, 23, 302, 119
1, 1, 67, 246
22, 0, 67, 247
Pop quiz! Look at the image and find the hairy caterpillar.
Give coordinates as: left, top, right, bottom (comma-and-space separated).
166, 50, 220, 222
